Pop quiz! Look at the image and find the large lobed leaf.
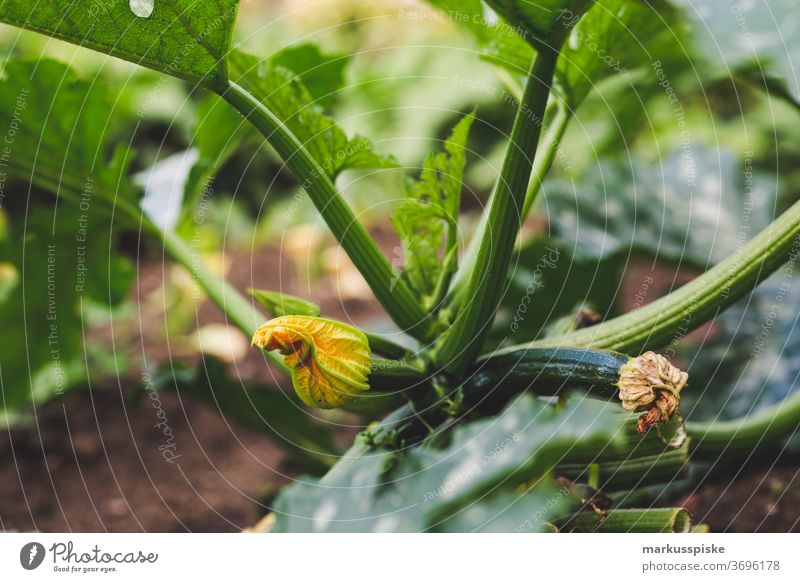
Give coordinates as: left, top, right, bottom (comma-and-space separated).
674, 0, 800, 104
541, 147, 777, 268
0, 0, 240, 89
0, 60, 137, 424
0, 59, 140, 214
272, 395, 625, 532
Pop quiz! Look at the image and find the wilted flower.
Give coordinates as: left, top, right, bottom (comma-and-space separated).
252, 315, 371, 409
617, 351, 688, 433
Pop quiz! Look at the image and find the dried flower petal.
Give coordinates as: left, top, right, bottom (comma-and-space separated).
617, 352, 688, 433
252, 315, 371, 409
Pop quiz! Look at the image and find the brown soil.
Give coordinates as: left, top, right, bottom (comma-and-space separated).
0, 388, 287, 532
681, 464, 800, 533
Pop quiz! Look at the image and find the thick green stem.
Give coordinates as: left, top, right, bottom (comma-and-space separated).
497, 197, 800, 355
557, 508, 691, 533
687, 390, 800, 462
557, 442, 690, 492
521, 103, 570, 217
447, 101, 570, 310
365, 333, 413, 361
221, 81, 431, 340
435, 50, 561, 374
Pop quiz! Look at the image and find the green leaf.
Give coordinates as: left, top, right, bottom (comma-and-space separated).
272, 395, 625, 532
674, 0, 800, 103
272, 44, 350, 108
0, 201, 134, 426
423, 0, 534, 73
0, 59, 139, 423
0, 0, 241, 89
392, 112, 474, 299
248, 288, 321, 318
484, 0, 595, 49
0, 59, 140, 219
229, 51, 396, 179
159, 356, 338, 474
681, 271, 800, 421
0, 261, 19, 303
557, 0, 682, 108
541, 148, 777, 268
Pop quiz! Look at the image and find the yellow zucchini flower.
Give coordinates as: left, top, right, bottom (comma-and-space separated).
252, 315, 371, 409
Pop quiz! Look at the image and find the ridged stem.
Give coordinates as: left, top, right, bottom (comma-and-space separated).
557, 442, 690, 492
557, 508, 691, 533
496, 197, 800, 355
435, 50, 561, 374
446, 101, 570, 313
687, 390, 800, 462
221, 81, 431, 340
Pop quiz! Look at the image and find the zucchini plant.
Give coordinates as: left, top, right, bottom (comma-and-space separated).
1, 0, 800, 532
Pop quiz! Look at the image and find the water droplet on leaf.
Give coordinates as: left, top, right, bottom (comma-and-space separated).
130, 0, 154, 18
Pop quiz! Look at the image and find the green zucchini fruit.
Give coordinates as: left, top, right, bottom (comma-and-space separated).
465, 348, 688, 433
466, 347, 628, 402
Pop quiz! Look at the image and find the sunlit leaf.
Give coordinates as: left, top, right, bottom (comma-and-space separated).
557, 0, 683, 108
0, 0, 241, 89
